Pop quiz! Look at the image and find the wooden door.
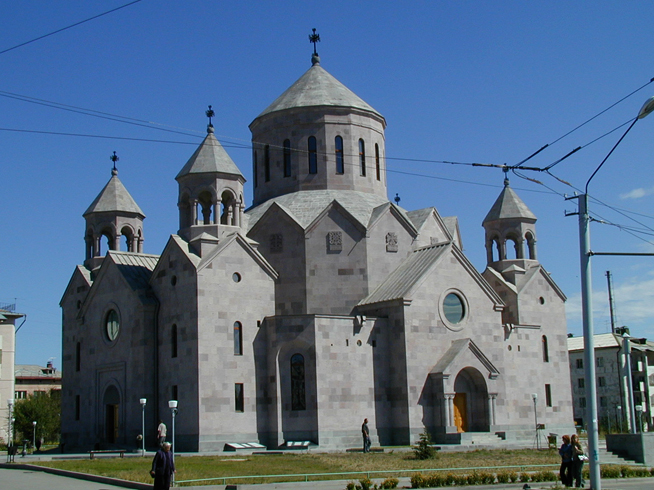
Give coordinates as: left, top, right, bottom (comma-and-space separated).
105, 404, 119, 443
453, 393, 467, 433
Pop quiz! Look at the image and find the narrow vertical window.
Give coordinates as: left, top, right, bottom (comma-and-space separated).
234, 321, 243, 356
172, 385, 178, 401
375, 143, 381, 181
75, 395, 80, 421
308, 136, 317, 174
359, 139, 366, 176
264, 145, 270, 182
545, 384, 552, 407
283, 139, 291, 177
291, 353, 306, 411
172, 324, 178, 358
542, 335, 549, 363
76, 342, 81, 372
253, 150, 258, 188
235, 383, 244, 412
335, 136, 344, 174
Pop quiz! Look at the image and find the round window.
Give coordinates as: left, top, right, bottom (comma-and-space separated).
443, 293, 465, 324
232, 272, 241, 283
105, 309, 120, 341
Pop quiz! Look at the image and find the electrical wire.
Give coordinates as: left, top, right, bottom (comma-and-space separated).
0, 0, 144, 56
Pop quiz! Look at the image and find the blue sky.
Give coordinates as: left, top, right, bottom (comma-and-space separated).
2, 1, 654, 366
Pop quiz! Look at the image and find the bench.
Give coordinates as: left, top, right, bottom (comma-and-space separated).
88, 449, 127, 459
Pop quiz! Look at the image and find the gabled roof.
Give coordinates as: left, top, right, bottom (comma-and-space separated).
197, 232, 278, 280
246, 190, 397, 232
84, 169, 144, 217
253, 61, 384, 123
568, 333, 621, 352
358, 243, 450, 306
109, 251, 160, 290
430, 338, 500, 379
176, 127, 244, 180
483, 179, 536, 224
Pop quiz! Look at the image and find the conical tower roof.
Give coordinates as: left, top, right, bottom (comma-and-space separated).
254, 57, 384, 123
84, 169, 145, 217
176, 127, 244, 180
483, 178, 536, 224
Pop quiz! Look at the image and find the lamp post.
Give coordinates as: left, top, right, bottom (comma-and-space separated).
636, 406, 643, 433
168, 400, 178, 485
569, 95, 654, 490
32, 421, 36, 453
532, 393, 540, 449
139, 398, 146, 457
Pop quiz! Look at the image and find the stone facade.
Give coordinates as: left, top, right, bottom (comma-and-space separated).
61, 53, 574, 451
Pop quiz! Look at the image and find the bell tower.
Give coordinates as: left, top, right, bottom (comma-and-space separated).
482, 174, 538, 283
83, 153, 145, 270
176, 108, 246, 243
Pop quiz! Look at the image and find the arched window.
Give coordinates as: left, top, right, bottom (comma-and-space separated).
264, 145, 270, 182
283, 139, 292, 177
76, 342, 81, 371
542, 335, 549, 363
290, 353, 306, 411
172, 324, 178, 358
375, 143, 381, 181
234, 321, 243, 356
308, 136, 317, 174
359, 139, 366, 176
253, 150, 258, 188
335, 136, 344, 174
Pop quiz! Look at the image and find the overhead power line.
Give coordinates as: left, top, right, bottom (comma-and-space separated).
0, 0, 144, 56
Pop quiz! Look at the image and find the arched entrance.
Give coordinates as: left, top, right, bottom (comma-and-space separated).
103, 385, 120, 443
453, 368, 489, 432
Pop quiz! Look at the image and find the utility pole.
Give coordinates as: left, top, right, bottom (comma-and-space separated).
606, 271, 617, 334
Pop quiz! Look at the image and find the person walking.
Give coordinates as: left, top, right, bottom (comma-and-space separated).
571, 433, 586, 488
361, 418, 371, 453
559, 434, 573, 487
157, 419, 167, 447
150, 441, 175, 489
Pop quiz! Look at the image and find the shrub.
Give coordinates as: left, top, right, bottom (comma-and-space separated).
519, 472, 531, 482
600, 465, 621, 479
620, 465, 633, 478
380, 477, 399, 489
426, 473, 446, 487
466, 471, 481, 485
410, 473, 425, 489
413, 428, 437, 460
632, 467, 650, 478
444, 473, 456, 485
358, 477, 373, 490
478, 471, 495, 484
496, 471, 510, 483
454, 473, 468, 486
346, 483, 356, 490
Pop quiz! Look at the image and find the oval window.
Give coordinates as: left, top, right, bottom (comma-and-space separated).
443, 293, 465, 324
105, 309, 120, 341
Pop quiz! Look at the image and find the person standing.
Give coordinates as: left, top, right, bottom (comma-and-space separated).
157, 419, 167, 447
559, 434, 573, 487
571, 433, 585, 488
361, 418, 371, 453
150, 441, 175, 489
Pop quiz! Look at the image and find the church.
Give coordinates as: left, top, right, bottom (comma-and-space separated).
60, 46, 574, 451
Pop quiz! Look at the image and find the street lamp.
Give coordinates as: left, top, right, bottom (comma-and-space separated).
139, 398, 147, 457
168, 400, 178, 485
636, 406, 643, 433
622, 333, 637, 433
32, 421, 37, 453
7, 399, 14, 447
532, 393, 540, 449
570, 95, 654, 490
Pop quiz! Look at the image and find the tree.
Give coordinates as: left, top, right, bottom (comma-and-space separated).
13, 390, 61, 445
413, 427, 437, 460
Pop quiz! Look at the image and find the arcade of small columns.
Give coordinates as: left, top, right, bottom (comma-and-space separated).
442, 393, 498, 428
485, 233, 537, 264
85, 228, 143, 259
178, 193, 244, 228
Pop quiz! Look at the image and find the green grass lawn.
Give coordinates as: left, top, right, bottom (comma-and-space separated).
33, 448, 563, 486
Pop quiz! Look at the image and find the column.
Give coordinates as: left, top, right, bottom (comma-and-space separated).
444, 393, 455, 427
192, 199, 198, 225
488, 393, 497, 426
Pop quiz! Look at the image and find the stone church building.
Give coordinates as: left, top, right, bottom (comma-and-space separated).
60, 50, 574, 451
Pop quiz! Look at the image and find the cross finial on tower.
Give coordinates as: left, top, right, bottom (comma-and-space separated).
206, 105, 215, 130
110, 151, 119, 174
309, 28, 320, 55
503, 167, 510, 187
394, 193, 401, 204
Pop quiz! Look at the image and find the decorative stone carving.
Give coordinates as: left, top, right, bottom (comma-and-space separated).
270, 233, 283, 253
327, 231, 342, 252
386, 232, 398, 252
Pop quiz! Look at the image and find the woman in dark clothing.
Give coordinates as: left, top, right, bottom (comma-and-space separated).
571, 433, 585, 488
150, 441, 175, 490
559, 434, 573, 487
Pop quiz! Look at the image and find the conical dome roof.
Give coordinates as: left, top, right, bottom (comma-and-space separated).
176, 127, 244, 180
483, 179, 536, 224
254, 60, 384, 122
84, 169, 145, 217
